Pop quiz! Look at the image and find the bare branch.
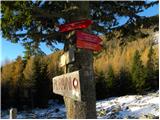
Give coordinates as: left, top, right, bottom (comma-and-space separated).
61, 6, 79, 13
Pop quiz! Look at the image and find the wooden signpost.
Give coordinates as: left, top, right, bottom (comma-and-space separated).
53, 71, 81, 101
53, 11, 101, 118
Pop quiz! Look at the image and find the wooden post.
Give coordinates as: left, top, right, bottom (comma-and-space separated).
63, 1, 97, 119
9, 108, 17, 119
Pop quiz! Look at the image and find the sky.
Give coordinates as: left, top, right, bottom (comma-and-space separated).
0, 3, 159, 65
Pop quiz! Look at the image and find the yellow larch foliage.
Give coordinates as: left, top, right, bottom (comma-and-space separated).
94, 30, 159, 75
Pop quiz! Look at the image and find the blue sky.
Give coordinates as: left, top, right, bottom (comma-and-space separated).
0, 3, 159, 64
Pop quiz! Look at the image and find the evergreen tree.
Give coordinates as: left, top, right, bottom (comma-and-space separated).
35, 56, 49, 108
23, 56, 49, 108
23, 43, 33, 61
12, 56, 25, 108
23, 57, 38, 108
1, 62, 15, 108
1, 1, 158, 53
131, 50, 146, 93
46, 52, 64, 102
106, 65, 115, 95
115, 67, 133, 96
145, 46, 159, 90
95, 71, 108, 99
154, 55, 159, 90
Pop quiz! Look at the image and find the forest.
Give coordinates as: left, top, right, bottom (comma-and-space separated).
1, 15, 159, 110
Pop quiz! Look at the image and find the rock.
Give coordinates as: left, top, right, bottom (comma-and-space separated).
108, 112, 117, 119
26, 113, 37, 119
125, 106, 129, 110
54, 108, 59, 113
121, 103, 125, 106
126, 115, 138, 119
140, 114, 159, 119
97, 109, 106, 117
111, 105, 121, 113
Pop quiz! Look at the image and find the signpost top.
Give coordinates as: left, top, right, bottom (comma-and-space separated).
58, 19, 93, 32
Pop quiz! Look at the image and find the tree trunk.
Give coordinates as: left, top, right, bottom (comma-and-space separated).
63, 1, 97, 119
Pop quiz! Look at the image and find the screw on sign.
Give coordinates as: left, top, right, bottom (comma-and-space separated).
58, 19, 93, 32
73, 78, 78, 89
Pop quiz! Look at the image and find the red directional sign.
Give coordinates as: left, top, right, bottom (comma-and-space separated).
59, 19, 93, 32
76, 40, 102, 51
76, 31, 102, 44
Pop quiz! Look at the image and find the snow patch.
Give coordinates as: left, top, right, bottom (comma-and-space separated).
1, 91, 159, 119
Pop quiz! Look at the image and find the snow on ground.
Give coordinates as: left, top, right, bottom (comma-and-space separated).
153, 31, 159, 45
1, 100, 66, 119
1, 91, 159, 119
96, 91, 159, 119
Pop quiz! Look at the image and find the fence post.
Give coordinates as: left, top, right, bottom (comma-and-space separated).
9, 108, 17, 119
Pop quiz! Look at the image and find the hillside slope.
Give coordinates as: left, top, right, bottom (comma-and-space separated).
94, 29, 158, 75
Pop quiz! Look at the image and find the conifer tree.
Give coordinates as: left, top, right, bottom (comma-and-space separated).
106, 65, 115, 95
131, 50, 146, 93
115, 67, 133, 96
145, 46, 158, 90
96, 71, 108, 99
154, 54, 159, 90
1, 62, 15, 107
23, 57, 38, 107
23, 56, 50, 107
1, 1, 158, 53
35, 56, 49, 107
12, 56, 25, 108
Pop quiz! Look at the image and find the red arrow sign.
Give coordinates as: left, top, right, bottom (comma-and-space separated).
59, 19, 93, 32
76, 31, 102, 44
76, 40, 102, 51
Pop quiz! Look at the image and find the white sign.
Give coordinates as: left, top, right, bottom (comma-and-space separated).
52, 71, 81, 101
59, 48, 75, 67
